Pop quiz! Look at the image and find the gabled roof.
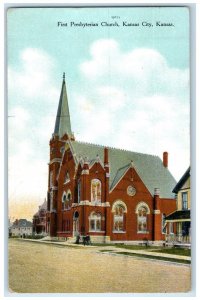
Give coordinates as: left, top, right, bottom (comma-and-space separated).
12, 219, 32, 228
54, 73, 72, 138
172, 167, 190, 194
33, 212, 39, 217
110, 164, 130, 191
33, 199, 47, 217
40, 199, 47, 210
69, 140, 176, 198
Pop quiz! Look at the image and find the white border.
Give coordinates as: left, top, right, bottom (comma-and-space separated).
1, 1, 198, 300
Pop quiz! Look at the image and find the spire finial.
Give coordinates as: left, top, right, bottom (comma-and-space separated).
63, 72, 65, 81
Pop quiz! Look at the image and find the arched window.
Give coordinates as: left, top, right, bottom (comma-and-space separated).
50, 171, 53, 188
91, 179, 101, 203
162, 213, 166, 233
135, 203, 150, 233
89, 212, 101, 232
112, 202, 127, 232
64, 171, 70, 183
62, 193, 67, 210
67, 190, 71, 201
77, 180, 81, 203
62, 190, 71, 210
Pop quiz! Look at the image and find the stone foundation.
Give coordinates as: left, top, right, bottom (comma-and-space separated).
90, 235, 110, 244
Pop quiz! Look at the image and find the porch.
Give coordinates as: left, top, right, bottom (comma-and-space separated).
165, 233, 191, 248
165, 209, 191, 248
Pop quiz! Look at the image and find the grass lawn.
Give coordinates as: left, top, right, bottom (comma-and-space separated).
91, 243, 158, 250
114, 244, 159, 251
115, 252, 191, 264
152, 247, 191, 257
94, 244, 191, 257
91, 243, 114, 247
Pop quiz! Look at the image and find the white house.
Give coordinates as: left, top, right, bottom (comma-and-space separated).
10, 219, 33, 238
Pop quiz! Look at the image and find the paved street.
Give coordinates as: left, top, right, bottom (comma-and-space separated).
9, 239, 191, 294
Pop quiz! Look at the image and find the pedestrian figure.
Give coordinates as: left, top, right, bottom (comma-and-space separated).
75, 234, 80, 244
86, 234, 91, 245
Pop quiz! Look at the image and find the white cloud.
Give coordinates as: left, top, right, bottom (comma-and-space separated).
9, 107, 30, 127
80, 39, 189, 97
96, 86, 126, 111
77, 39, 190, 180
81, 39, 119, 78
8, 48, 59, 101
8, 48, 59, 207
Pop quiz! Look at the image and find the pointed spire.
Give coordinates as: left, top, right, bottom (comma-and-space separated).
54, 73, 72, 138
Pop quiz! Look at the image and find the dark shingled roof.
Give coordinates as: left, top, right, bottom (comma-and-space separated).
172, 166, 190, 194
166, 210, 190, 220
69, 140, 176, 198
12, 219, 32, 228
33, 199, 47, 217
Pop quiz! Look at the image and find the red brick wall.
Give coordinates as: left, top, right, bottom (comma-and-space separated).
109, 167, 154, 241
48, 142, 176, 242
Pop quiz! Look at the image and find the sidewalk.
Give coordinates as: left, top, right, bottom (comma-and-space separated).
21, 238, 191, 262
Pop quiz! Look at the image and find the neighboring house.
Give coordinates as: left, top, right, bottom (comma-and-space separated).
45, 74, 177, 244
10, 219, 33, 238
8, 219, 12, 237
165, 167, 191, 244
32, 199, 47, 235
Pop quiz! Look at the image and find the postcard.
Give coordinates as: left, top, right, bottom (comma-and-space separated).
7, 6, 191, 294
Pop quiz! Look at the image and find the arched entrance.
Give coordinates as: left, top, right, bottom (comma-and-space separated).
73, 211, 79, 237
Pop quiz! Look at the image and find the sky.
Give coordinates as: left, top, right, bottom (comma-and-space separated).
7, 7, 190, 221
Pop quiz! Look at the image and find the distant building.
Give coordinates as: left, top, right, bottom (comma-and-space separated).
8, 218, 12, 237
165, 167, 191, 244
10, 219, 33, 238
45, 74, 177, 244
32, 199, 47, 235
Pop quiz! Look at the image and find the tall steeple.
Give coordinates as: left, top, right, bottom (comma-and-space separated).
54, 73, 72, 139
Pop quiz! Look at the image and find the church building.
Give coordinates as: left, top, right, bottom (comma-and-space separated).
46, 74, 177, 243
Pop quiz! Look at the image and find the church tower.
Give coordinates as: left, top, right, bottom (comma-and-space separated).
47, 73, 74, 236
54, 72, 74, 140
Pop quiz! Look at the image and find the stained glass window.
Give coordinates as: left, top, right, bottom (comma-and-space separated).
89, 212, 101, 232
62, 190, 71, 210
91, 179, 101, 202
137, 206, 148, 232
78, 180, 81, 203
65, 171, 70, 183
162, 213, 166, 233
50, 171, 53, 188
113, 205, 125, 232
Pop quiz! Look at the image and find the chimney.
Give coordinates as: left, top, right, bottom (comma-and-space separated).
154, 188, 160, 210
104, 147, 109, 166
82, 157, 89, 174
154, 188, 160, 196
163, 152, 168, 168
83, 157, 89, 169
